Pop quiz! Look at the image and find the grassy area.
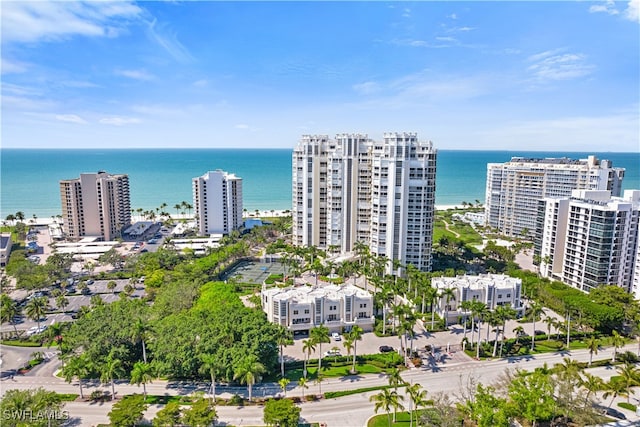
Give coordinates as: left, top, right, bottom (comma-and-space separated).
325, 384, 407, 399
368, 409, 438, 427
0, 339, 44, 347
278, 360, 398, 382
55, 393, 79, 402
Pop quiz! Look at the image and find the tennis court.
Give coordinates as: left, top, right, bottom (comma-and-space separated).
222, 259, 287, 285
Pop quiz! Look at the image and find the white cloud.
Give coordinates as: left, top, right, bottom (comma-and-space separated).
235, 124, 249, 129
1, 1, 142, 44
1, 58, 30, 74
114, 69, 155, 81
353, 81, 381, 95
527, 50, 594, 81
193, 79, 209, 88
145, 18, 193, 63
589, 0, 620, 15
130, 104, 185, 117
625, 0, 640, 22
99, 116, 140, 126
402, 8, 411, 18
447, 26, 475, 33
448, 13, 458, 20
55, 114, 87, 124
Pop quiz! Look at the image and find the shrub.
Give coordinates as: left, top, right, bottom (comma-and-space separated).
618, 402, 636, 412
229, 394, 244, 406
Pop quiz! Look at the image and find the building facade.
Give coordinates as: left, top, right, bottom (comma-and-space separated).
485, 156, 625, 237
193, 170, 243, 236
262, 283, 374, 333
536, 189, 640, 296
60, 171, 131, 241
292, 132, 437, 272
0, 233, 12, 266
431, 274, 524, 321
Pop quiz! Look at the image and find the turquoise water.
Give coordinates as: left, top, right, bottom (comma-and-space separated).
1, 149, 638, 219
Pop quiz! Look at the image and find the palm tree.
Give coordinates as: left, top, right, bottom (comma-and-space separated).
62, 353, 91, 399
298, 377, 309, 400
580, 372, 605, 402
310, 325, 330, 376
459, 300, 472, 340
173, 203, 181, 217
233, 355, 266, 402
302, 339, 315, 379
370, 388, 404, 427
56, 295, 69, 312
278, 377, 290, 397
612, 330, 625, 362
469, 300, 486, 347
513, 326, 525, 345
132, 318, 149, 363
348, 325, 364, 373
616, 362, 640, 403
586, 337, 600, 366
130, 361, 153, 400
100, 352, 124, 399
25, 296, 47, 332
107, 280, 117, 294
343, 336, 353, 361
439, 287, 456, 328
406, 382, 427, 427
529, 302, 544, 351
603, 377, 628, 408
497, 305, 517, 357
200, 353, 223, 400
276, 327, 293, 378
0, 294, 20, 336
543, 316, 556, 339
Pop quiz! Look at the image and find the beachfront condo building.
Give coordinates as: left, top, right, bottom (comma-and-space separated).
292, 132, 437, 272
59, 171, 131, 241
485, 155, 625, 238
535, 189, 640, 297
193, 170, 243, 236
431, 274, 524, 322
262, 283, 375, 333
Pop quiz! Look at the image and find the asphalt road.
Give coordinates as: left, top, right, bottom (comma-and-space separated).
3, 343, 640, 426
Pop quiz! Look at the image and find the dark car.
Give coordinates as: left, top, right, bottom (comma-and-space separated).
600, 407, 626, 420
534, 330, 546, 336
379, 345, 394, 353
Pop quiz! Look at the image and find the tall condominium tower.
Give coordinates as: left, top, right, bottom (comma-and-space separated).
485, 156, 625, 237
193, 170, 243, 236
292, 132, 437, 272
536, 189, 640, 295
60, 171, 131, 241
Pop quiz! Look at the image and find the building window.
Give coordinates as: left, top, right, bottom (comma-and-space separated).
304, 309, 310, 314
293, 310, 299, 315
359, 303, 367, 308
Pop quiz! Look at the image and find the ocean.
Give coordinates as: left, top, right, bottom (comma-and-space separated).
1, 149, 638, 219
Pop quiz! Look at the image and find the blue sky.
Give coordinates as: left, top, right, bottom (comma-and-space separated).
2, 1, 638, 151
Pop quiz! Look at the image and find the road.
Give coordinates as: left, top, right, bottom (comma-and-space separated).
2, 343, 640, 426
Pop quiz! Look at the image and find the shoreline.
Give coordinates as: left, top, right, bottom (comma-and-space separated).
4, 204, 482, 227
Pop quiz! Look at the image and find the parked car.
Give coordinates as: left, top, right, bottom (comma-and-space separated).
86, 279, 94, 285
26, 326, 47, 336
379, 345, 394, 353
332, 332, 341, 341
324, 349, 341, 357
600, 407, 626, 420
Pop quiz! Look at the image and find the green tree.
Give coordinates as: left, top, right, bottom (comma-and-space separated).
585, 336, 600, 366
370, 388, 404, 427
507, 369, 556, 427
233, 355, 266, 402
310, 325, 330, 375
603, 377, 628, 408
200, 352, 223, 400
100, 351, 125, 399
263, 398, 301, 427
153, 401, 182, 427
348, 325, 364, 373
406, 382, 428, 427
439, 287, 456, 328
460, 383, 509, 427
25, 296, 47, 331
62, 353, 91, 399
580, 372, 605, 402
108, 394, 147, 427
276, 326, 293, 377
298, 377, 309, 400
130, 361, 153, 399
611, 330, 625, 362
302, 339, 315, 379
181, 396, 217, 427
0, 387, 66, 427
616, 362, 640, 403
528, 302, 544, 351
107, 280, 117, 294
0, 293, 21, 336
56, 294, 69, 312
387, 367, 404, 422
279, 377, 291, 397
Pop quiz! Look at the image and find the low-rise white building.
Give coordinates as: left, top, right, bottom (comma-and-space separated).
432, 274, 524, 321
0, 233, 13, 266
262, 283, 374, 333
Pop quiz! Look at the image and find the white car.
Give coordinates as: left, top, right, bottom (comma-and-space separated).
324, 349, 342, 357
332, 332, 341, 341
26, 326, 47, 336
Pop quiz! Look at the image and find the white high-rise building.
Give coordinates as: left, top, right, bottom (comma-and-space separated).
193, 170, 243, 236
60, 171, 131, 241
292, 132, 437, 272
536, 189, 640, 296
485, 156, 625, 237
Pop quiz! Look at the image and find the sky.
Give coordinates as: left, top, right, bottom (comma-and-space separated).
1, 1, 639, 151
